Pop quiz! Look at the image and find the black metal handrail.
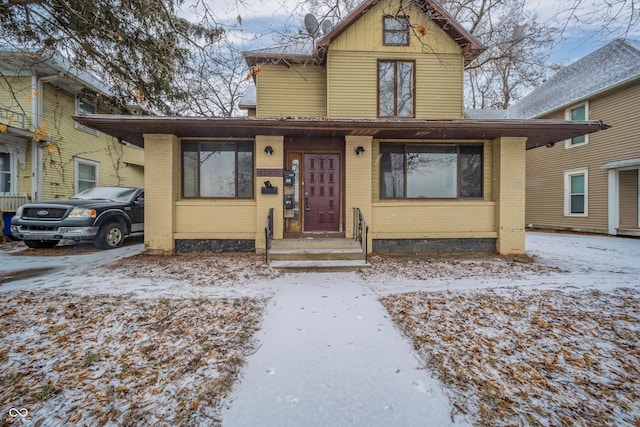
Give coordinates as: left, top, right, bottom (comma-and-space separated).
353, 207, 369, 263
264, 208, 274, 263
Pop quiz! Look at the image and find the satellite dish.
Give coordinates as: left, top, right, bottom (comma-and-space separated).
321, 20, 333, 35
304, 14, 319, 37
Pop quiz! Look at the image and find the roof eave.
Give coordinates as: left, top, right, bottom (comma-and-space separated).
72, 115, 609, 151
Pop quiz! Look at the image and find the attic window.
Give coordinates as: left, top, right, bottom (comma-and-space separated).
383, 16, 410, 46
75, 98, 99, 136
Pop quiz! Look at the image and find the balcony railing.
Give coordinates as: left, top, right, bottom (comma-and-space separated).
0, 108, 27, 130
0, 194, 28, 212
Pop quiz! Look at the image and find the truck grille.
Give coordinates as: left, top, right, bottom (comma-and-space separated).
23, 207, 68, 219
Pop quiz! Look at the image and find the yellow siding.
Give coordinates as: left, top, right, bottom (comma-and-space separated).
40, 83, 144, 200
323, 0, 464, 119
345, 135, 373, 249
330, 0, 461, 55
256, 64, 326, 118
255, 135, 284, 250
526, 82, 640, 233
328, 51, 463, 118
175, 201, 257, 238
372, 202, 496, 238
144, 134, 178, 252
18, 143, 34, 197
0, 76, 32, 129
123, 145, 144, 166
492, 137, 526, 254
2, 77, 143, 201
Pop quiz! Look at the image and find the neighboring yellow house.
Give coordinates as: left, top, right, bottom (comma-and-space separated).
76, 0, 606, 256
516, 39, 640, 236
0, 51, 144, 236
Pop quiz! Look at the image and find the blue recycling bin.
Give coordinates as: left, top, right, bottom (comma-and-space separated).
2, 211, 16, 240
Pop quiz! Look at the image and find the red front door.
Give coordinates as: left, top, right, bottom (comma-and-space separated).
304, 154, 340, 232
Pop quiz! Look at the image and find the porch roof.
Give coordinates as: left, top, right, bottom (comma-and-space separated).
73, 115, 609, 151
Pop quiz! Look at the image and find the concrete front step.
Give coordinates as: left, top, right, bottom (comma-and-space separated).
269, 248, 364, 261
270, 238, 362, 250
268, 238, 367, 263
270, 260, 371, 272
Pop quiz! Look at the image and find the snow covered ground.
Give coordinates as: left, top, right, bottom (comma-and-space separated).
0, 231, 638, 426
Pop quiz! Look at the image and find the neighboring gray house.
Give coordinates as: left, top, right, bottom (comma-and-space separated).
512, 39, 640, 236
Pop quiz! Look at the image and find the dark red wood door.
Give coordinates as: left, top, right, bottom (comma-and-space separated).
304, 154, 340, 232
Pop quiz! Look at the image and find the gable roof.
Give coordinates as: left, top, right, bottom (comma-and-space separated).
508, 38, 640, 119
244, 0, 483, 68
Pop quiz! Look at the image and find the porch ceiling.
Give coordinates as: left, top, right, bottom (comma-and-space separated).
73, 115, 610, 150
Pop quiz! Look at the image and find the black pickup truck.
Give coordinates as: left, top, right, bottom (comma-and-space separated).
11, 186, 144, 249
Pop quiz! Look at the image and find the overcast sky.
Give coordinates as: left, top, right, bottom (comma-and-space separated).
182, 0, 639, 64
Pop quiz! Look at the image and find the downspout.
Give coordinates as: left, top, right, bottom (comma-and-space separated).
30, 73, 59, 201
30, 73, 41, 202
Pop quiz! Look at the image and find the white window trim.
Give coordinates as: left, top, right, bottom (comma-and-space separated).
0, 150, 18, 195
564, 168, 588, 217
564, 102, 589, 149
74, 157, 99, 192
74, 97, 100, 136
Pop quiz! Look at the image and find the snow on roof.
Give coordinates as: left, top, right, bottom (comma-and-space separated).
0, 49, 112, 96
243, 39, 315, 59
464, 109, 508, 119
508, 39, 640, 119
239, 85, 256, 109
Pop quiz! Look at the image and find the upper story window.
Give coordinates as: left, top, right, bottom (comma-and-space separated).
383, 16, 410, 46
380, 143, 484, 199
75, 158, 99, 193
378, 60, 415, 118
182, 140, 254, 199
75, 98, 100, 135
565, 103, 589, 148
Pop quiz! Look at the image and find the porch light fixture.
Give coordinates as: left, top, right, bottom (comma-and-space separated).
355, 146, 365, 156
264, 145, 274, 155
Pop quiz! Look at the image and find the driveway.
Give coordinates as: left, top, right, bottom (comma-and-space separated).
0, 238, 145, 289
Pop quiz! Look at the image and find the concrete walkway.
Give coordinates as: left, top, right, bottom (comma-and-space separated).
222, 273, 469, 427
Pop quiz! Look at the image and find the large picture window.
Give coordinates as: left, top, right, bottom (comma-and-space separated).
378, 60, 415, 118
380, 144, 483, 199
182, 140, 254, 198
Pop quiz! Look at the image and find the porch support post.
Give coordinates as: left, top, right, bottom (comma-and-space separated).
493, 136, 526, 255
607, 169, 620, 235
345, 135, 373, 253
143, 133, 179, 253
255, 135, 284, 253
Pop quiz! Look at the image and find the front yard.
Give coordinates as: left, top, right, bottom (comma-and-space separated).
1, 291, 264, 426
1, 232, 639, 426
383, 288, 639, 426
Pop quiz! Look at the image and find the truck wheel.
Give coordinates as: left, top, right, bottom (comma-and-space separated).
95, 221, 125, 249
24, 240, 60, 249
